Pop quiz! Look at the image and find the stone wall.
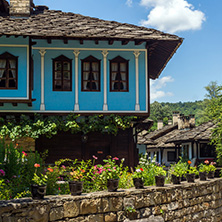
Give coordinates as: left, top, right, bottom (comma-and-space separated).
1, 178, 222, 222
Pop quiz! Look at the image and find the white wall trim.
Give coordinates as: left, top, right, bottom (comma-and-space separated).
73, 50, 80, 111
39, 49, 46, 111
0, 110, 149, 113
133, 51, 140, 111
0, 44, 29, 100
33, 47, 146, 52
102, 50, 109, 111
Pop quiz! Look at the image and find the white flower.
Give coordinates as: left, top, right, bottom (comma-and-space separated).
136, 169, 141, 173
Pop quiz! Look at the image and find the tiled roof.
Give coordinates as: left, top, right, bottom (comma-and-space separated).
0, 8, 183, 79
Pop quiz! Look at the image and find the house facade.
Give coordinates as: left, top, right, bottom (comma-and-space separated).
0, 0, 182, 166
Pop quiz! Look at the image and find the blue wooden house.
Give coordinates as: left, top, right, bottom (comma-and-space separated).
0, 0, 182, 166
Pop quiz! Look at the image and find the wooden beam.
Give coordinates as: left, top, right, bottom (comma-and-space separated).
108, 40, 114, 45
122, 40, 129, 45
47, 38, 52, 44
80, 39, 84, 44
135, 40, 145, 45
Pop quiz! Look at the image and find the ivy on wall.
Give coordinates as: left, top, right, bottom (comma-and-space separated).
0, 114, 137, 141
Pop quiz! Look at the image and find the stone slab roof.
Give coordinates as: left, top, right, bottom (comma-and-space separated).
166, 121, 216, 143
0, 7, 183, 79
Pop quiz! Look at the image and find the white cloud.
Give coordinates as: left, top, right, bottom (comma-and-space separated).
150, 76, 174, 101
140, 0, 206, 33
126, 0, 133, 7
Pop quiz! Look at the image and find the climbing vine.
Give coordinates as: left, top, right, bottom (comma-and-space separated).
0, 114, 137, 141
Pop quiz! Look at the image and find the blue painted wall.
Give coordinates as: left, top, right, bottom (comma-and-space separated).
0, 38, 148, 113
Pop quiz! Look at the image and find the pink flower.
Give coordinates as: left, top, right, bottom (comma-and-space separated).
113, 157, 119, 160
204, 160, 209, 164
61, 165, 66, 169
34, 163, 40, 168
107, 169, 112, 172
0, 169, 5, 176
210, 162, 216, 165
22, 151, 27, 156
93, 155, 98, 160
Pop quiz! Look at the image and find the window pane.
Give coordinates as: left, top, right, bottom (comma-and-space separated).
83, 62, 90, 71
111, 73, 117, 81
63, 81, 71, 90
0, 59, 6, 69
92, 72, 99, 80
0, 70, 5, 78
55, 72, 61, 80
120, 63, 126, 71
55, 62, 62, 71
63, 62, 70, 71
83, 81, 90, 90
9, 70, 16, 78
121, 82, 126, 90
54, 80, 62, 90
64, 71, 70, 80
92, 62, 99, 71
111, 63, 118, 72
120, 72, 126, 80
83, 72, 90, 80
0, 79, 5, 87
9, 79, 16, 88
9, 60, 16, 69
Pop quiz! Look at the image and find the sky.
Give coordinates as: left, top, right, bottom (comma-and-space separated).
33, 0, 222, 103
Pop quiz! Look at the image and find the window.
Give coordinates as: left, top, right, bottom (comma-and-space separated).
167, 151, 176, 162
81, 56, 100, 91
0, 52, 18, 89
200, 143, 216, 158
110, 56, 128, 92
53, 55, 72, 91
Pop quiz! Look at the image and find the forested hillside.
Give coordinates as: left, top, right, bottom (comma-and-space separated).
149, 100, 207, 131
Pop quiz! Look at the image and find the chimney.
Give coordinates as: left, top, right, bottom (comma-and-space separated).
172, 111, 180, 125
168, 120, 173, 125
178, 114, 184, 130
157, 120, 163, 130
10, 0, 33, 17
189, 114, 195, 128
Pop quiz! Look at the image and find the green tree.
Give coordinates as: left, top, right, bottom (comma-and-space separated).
204, 81, 222, 99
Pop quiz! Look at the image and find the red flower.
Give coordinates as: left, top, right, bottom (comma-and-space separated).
34, 163, 40, 168
140, 168, 144, 171
47, 168, 53, 172
113, 157, 119, 160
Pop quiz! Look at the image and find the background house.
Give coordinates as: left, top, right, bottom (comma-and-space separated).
138, 111, 216, 166
0, 0, 182, 166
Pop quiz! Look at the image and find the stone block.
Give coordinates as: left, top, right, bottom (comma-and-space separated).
110, 197, 123, 211
49, 207, 64, 221
104, 212, 117, 222
153, 192, 162, 205
80, 198, 101, 214
167, 202, 179, 211
124, 196, 136, 209
135, 194, 144, 209
139, 207, 151, 218
87, 214, 103, 222
117, 211, 126, 222
100, 198, 109, 213
144, 193, 155, 207
64, 201, 79, 218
